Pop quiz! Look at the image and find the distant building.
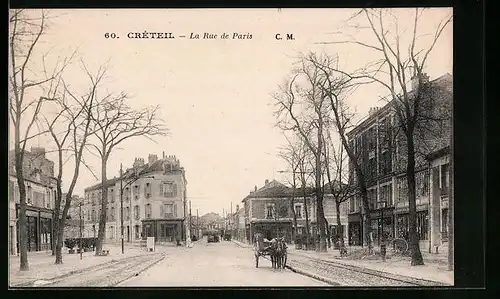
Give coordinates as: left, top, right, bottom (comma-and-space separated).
9, 147, 58, 254
241, 179, 349, 244
82, 153, 188, 245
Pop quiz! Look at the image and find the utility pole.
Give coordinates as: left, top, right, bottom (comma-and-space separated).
120, 163, 124, 254
189, 200, 192, 239
197, 209, 199, 239
79, 201, 83, 260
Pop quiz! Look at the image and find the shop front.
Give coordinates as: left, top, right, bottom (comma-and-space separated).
348, 213, 363, 246
142, 219, 184, 243
15, 205, 53, 253
394, 205, 430, 249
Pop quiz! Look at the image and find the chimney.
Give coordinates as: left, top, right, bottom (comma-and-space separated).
368, 107, 379, 116
411, 71, 430, 91
31, 147, 46, 158
163, 151, 165, 158
254, 186, 257, 192
265, 179, 269, 185
148, 154, 158, 165
133, 157, 145, 168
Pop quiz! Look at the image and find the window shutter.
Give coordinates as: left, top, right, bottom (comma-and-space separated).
173, 184, 178, 196
160, 204, 164, 217
173, 204, 177, 217
159, 183, 163, 197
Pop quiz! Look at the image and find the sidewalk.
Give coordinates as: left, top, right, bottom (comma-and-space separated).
231, 239, 453, 285
9, 243, 159, 287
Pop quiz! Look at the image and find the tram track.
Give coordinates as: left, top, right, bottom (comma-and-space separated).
30, 253, 165, 287
286, 254, 449, 287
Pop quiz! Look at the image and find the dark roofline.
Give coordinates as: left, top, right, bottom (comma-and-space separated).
425, 146, 450, 161
347, 73, 452, 138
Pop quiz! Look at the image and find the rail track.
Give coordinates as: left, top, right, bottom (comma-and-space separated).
286, 254, 449, 287
19, 253, 165, 287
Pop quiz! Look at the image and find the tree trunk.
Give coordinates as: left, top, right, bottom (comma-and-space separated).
301, 179, 310, 249
56, 194, 73, 264
335, 200, 346, 251
96, 157, 108, 255
322, 213, 330, 249
407, 132, 424, 266
53, 173, 63, 263
15, 148, 29, 271
316, 123, 327, 252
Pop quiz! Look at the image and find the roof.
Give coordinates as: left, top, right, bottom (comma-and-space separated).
347, 73, 453, 138
84, 157, 186, 192
242, 180, 316, 202
425, 145, 450, 161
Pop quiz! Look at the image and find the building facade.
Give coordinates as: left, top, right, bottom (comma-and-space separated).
82, 154, 188, 245
346, 73, 452, 249
242, 179, 349, 244
9, 147, 58, 254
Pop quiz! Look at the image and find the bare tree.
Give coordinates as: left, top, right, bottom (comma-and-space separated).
303, 52, 375, 252
274, 56, 332, 252
278, 135, 300, 243
322, 128, 352, 254
317, 8, 452, 265
9, 9, 73, 270
88, 96, 168, 255
41, 61, 106, 264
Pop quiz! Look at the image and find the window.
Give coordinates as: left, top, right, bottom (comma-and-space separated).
125, 207, 130, 221
134, 185, 139, 200
279, 205, 288, 218
266, 204, 274, 219
397, 177, 408, 202
160, 182, 177, 197
145, 204, 152, 218
367, 189, 377, 209
379, 184, 393, 207
294, 204, 303, 219
144, 182, 151, 198
111, 207, 115, 221
134, 205, 140, 220
87, 210, 91, 221
27, 186, 32, 204
125, 187, 130, 201
440, 164, 449, 195
110, 188, 115, 203
416, 170, 429, 197
161, 204, 174, 218
91, 210, 96, 222
9, 181, 14, 202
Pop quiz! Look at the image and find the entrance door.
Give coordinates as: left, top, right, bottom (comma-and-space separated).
27, 216, 38, 252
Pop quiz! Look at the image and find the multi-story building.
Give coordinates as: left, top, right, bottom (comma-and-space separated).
63, 194, 85, 239
242, 179, 349, 244
8, 147, 58, 254
82, 153, 188, 245
346, 73, 452, 249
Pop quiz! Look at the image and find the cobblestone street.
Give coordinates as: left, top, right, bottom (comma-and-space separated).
118, 239, 329, 287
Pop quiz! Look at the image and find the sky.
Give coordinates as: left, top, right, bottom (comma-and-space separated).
9, 8, 452, 216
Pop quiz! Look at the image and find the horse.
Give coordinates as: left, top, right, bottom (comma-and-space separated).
270, 237, 287, 269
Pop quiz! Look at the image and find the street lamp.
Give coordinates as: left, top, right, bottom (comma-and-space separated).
377, 200, 387, 261
119, 163, 154, 254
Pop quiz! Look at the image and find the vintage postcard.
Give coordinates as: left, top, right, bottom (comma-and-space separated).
9, 8, 453, 287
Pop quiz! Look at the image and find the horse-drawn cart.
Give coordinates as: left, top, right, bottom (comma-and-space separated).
253, 233, 287, 269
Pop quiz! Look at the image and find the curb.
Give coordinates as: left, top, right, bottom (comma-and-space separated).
11, 252, 156, 288
288, 252, 451, 286
284, 263, 340, 286
112, 253, 167, 286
